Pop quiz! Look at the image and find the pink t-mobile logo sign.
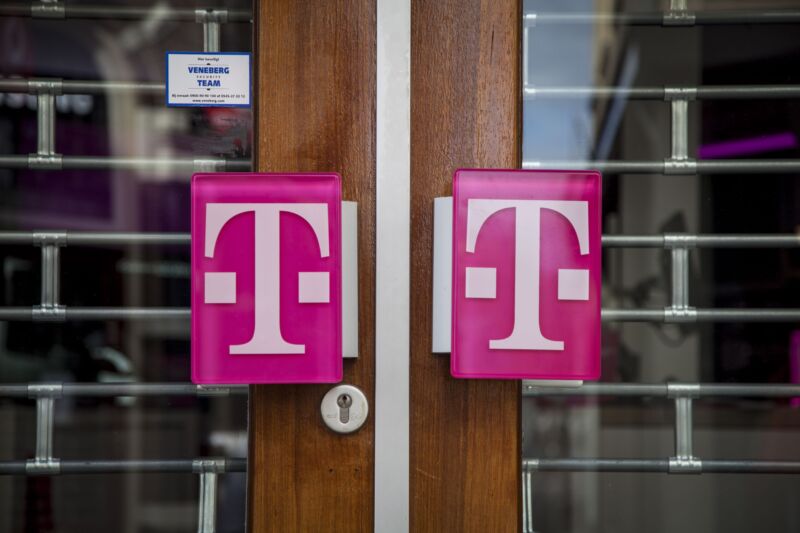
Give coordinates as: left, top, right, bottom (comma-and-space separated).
451, 169, 602, 380
191, 173, 342, 384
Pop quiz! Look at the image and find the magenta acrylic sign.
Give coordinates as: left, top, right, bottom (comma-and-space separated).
451, 169, 602, 380
191, 173, 342, 384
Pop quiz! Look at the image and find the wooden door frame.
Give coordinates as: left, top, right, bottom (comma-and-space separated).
248, 0, 521, 530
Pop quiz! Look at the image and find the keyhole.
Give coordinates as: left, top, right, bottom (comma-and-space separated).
337, 393, 352, 424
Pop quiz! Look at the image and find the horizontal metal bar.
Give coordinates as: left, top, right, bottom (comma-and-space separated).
1, 155, 796, 174
0, 459, 247, 476
63, 157, 251, 171
694, 309, 800, 322
522, 159, 800, 173
601, 309, 666, 321
0, 308, 33, 320
0, 232, 794, 248
525, 10, 800, 26
68, 233, 190, 246
9, 80, 789, 101
526, 458, 669, 472
0, 5, 252, 22
0, 308, 189, 320
0, 232, 188, 246
602, 234, 800, 247
0, 155, 251, 171
524, 85, 800, 100
701, 461, 800, 473
1, 307, 796, 322
524, 382, 800, 398
0, 79, 164, 95
65, 308, 190, 320
601, 309, 800, 322
524, 459, 800, 473
0, 383, 246, 398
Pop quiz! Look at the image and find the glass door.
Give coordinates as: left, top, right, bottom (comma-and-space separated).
0, 2, 253, 531
522, 1, 800, 531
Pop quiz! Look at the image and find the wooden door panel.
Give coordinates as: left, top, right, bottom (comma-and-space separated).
248, 1, 376, 530
410, 0, 522, 530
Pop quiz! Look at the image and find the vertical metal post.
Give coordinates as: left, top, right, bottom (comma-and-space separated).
40, 245, 59, 308
664, 88, 696, 174
26, 384, 61, 474
674, 397, 693, 457
33, 232, 66, 321
28, 79, 62, 169
670, 99, 689, 161
36, 397, 55, 459
522, 468, 534, 533
668, 384, 701, 473
37, 92, 55, 155
196, 10, 228, 53
197, 472, 218, 533
664, 234, 696, 322
193, 459, 224, 533
671, 247, 689, 308
203, 22, 220, 53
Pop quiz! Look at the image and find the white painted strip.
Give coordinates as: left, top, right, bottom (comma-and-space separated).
342, 201, 358, 358
432, 197, 453, 353
375, 0, 410, 530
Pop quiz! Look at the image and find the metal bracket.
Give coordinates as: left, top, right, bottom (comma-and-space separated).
663, 0, 696, 26
28, 383, 63, 398
196, 385, 234, 397
667, 382, 701, 399
33, 231, 68, 247
664, 87, 697, 101
27, 154, 63, 170
193, 158, 226, 173
192, 458, 227, 474
31, 0, 65, 19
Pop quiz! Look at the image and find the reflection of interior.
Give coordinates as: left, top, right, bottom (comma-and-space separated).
523, 0, 800, 531
0, 5, 251, 532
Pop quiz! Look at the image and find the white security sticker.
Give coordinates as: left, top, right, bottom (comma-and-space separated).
166, 52, 250, 107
